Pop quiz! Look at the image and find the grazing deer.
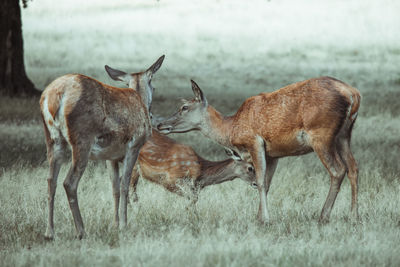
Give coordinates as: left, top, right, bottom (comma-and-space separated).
130, 129, 257, 203
40, 55, 165, 239
157, 77, 361, 224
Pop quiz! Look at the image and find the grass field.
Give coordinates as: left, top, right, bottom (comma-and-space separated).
1, 0, 400, 266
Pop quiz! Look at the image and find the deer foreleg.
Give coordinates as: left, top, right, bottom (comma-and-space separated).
107, 160, 120, 227
250, 136, 269, 224
257, 157, 278, 221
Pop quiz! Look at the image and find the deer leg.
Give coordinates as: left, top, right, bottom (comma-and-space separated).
191, 194, 200, 220
265, 158, 278, 193
44, 140, 64, 240
314, 143, 346, 224
257, 157, 278, 221
189, 189, 199, 207
184, 187, 199, 219
63, 144, 91, 239
107, 160, 120, 227
130, 166, 140, 203
120, 136, 146, 229
337, 138, 359, 220
249, 136, 270, 224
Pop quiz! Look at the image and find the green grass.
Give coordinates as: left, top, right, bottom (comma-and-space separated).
1, 0, 400, 266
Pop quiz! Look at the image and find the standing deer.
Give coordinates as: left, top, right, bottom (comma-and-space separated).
130, 129, 257, 203
40, 55, 165, 239
157, 77, 361, 224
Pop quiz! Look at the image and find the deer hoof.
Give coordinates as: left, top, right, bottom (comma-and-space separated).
44, 228, 55, 241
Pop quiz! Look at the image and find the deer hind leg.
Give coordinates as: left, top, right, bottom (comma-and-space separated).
313, 139, 346, 224
63, 141, 91, 239
107, 160, 120, 227
336, 136, 359, 220
130, 165, 140, 203
42, 115, 67, 240
44, 138, 67, 240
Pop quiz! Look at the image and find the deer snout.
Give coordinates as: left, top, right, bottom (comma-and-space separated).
157, 123, 172, 134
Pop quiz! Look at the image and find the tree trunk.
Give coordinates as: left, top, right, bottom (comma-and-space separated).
0, 0, 39, 97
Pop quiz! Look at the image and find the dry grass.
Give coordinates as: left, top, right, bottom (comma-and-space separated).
0, 0, 400, 266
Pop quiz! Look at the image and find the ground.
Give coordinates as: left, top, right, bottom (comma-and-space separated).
0, 0, 400, 266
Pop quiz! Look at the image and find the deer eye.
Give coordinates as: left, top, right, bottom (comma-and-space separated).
247, 166, 254, 173
181, 105, 189, 111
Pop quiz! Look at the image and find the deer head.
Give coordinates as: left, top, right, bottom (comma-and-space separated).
157, 80, 208, 134
105, 55, 165, 111
224, 148, 257, 188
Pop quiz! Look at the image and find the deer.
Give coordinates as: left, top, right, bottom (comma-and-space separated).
129, 129, 257, 204
39, 55, 165, 240
157, 77, 361, 224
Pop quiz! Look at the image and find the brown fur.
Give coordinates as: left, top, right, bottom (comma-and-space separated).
198, 158, 232, 180
230, 77, 353, 157
158, 76, 361, 224
130, 130, 256, 200
40, 55, 164, 240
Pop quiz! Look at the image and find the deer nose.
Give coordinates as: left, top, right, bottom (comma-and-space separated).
156, 123, 165, 130
157, 123, 171, 132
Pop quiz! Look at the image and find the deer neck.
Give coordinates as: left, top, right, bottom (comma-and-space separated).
201, 106, 233, 147
138, 86, 152, 112
130, 77, 152, 112
196, 159, 237, 189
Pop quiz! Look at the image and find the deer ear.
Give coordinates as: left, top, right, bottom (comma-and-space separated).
191, 80, 207, 105
145, 55, 165, 78
224, 148, 242, 161
105, 65, 130, 84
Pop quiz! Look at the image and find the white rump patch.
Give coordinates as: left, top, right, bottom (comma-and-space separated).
42, 97, 57, 139
42, 95, 68, 144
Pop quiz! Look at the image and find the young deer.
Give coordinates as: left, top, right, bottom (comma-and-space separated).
157, 77, 361, 224
40, 55, 164, 239
130, 129, 257, 203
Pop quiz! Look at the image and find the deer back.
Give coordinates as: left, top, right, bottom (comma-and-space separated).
137, 130, 201, 186
230, 77, 359, 157
41, 74, 151, 149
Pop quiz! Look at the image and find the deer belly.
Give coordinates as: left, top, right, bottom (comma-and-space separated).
139, 162, 197, 195
90, 138, 127, 160
139, 165, 180, 192
265, 130, 313, 157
